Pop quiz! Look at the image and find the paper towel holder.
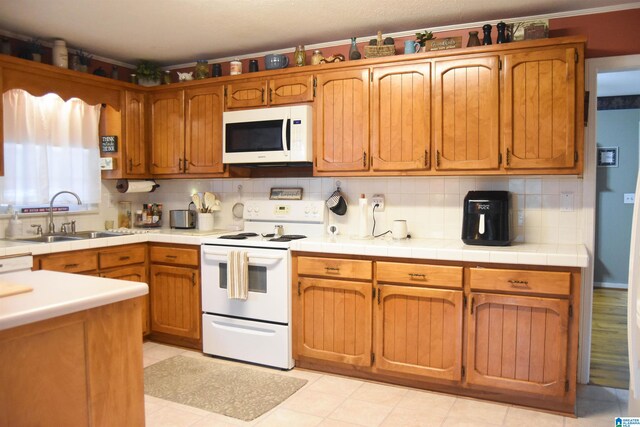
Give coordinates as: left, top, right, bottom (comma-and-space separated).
115, 179, 160, 194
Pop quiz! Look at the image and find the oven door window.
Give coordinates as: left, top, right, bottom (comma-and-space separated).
218, 264, 267, 293
225, 120, 290, 153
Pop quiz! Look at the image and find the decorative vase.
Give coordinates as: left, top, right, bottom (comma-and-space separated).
467, 31, 481, 47
349, 37, 361, 60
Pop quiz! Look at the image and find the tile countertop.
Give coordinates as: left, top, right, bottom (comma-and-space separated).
0, 229, 589, 268
290, 236, 589, 268
0, 270, 148, 331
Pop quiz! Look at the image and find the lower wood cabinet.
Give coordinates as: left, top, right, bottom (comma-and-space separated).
102, 265, 150, 336
375, 285, 463, 382
292, 253, 580, 415
148, 244, 201, 349
295, 277, 372, 366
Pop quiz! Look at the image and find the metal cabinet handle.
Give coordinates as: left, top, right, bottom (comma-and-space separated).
508, 279, 530, 289
165, 255, 177, 259
184, 158, 188, 172
64, 263, 79, 269
128, 158, 133, 172
408, 273, 426, 280
363, 151, 367, 168
178, 158, 183, 171
192, 272, 196, 286
325, 266, 340, 273
119, 256, 131, 261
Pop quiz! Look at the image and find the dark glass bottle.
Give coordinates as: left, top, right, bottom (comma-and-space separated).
496, 22, 508, 44
467, 31, 481, 47
482, 24, 493, 45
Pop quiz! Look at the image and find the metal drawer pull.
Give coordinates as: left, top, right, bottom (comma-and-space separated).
119, 256, 131, 261
64, 263, 79, 268
508, 279, 530, 289
165, 255, 178, 259
409, 273, 426, 279
325, 266, 340, 273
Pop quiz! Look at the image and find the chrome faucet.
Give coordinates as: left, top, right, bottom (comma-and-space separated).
48, 191, 82, 234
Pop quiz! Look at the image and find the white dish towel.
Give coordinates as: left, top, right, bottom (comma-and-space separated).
227, 250, 248, 300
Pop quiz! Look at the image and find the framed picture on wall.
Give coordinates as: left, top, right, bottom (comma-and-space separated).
597, 146, 619, 167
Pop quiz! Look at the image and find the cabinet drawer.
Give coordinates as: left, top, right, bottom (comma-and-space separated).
376, 262, 463, 288
99, 245, 146, 270
470, 268, 571, 296
150, 246, 199, 267
40, 252, 98, 273
297, 257, 372, 280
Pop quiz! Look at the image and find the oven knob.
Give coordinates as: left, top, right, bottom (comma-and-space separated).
247, 206, 254, 213
304, 206, 310, 214
312, 206, 319, 215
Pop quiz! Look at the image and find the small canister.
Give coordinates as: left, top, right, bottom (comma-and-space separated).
212, 63, 222, 77
294, 45, 306, 67
195, 60, 209, 79
52, 39, 68, 68
249, 59, 259, 72
230, 58, 242, 75
311, 49, 324, 65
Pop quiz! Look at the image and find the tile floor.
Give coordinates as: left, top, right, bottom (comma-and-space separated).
143, 342, 629, 427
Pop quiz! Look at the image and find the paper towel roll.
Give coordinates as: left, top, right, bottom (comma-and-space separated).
116, 179, 159, 193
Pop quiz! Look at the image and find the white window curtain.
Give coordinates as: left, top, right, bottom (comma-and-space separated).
1, 89, 101, 206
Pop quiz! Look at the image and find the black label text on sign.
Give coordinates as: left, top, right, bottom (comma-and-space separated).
101, 136, 118, 153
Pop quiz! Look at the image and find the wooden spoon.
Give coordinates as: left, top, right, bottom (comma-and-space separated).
191, 193, 202, 212
203, 192, 216, 213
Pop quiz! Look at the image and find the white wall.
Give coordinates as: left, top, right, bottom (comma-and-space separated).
104, 175, 583, 244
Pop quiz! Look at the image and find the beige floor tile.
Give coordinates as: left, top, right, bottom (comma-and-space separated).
328, 398, 394, 427
576, 397, 622, 420
282, 389, 346, 417
281, 367, 324, 384
317, 419, 363, 427
145, 405, 205, 427
144, 399, 166, 417
564, 416, 618, 427
165, 400, 215, 417
395, 390, 456, 418
190, 412, 255, 427
255, 408, 323, 427
349, 381, 408, 406
446, 398, 508, 426
144, 343, 190, 361
616, 387, 630, 403
306, 374, 364, 398
503, 407, 564, 427
144, 355, 162, 367
441, 417, 501, 427
577, 384, 619, 402
379, 406, 446, 427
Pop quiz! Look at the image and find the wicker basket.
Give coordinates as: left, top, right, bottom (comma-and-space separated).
364, 31, 396, 58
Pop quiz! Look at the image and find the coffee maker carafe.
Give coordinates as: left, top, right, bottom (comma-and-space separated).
462, 191, 511, 246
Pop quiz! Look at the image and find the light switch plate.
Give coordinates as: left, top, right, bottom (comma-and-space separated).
560, 192, 574, 212
99, 157, 114, 170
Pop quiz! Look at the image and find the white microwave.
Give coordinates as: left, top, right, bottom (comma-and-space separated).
222, 105, 313, 165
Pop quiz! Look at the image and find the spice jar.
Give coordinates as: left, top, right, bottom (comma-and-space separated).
294, 45, 306, 67
52, 39, 68, 68
195, 60, 209, 79
311, 49, 324, 65
230, 58, 242, 75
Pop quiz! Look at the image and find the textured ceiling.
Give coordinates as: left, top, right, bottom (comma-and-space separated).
0, 0, 637, 66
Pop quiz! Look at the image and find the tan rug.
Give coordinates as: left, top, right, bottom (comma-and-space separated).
144, 355, 307, 421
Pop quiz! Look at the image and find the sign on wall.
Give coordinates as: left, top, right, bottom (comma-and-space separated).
100, 136, 118, 153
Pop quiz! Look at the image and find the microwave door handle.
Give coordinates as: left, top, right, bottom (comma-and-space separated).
282, 114, 289, 155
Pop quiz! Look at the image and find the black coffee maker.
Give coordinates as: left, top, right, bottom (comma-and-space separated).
462, 191, 511, 246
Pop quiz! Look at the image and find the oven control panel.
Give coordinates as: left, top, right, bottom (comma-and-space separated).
244, 200, 326, 223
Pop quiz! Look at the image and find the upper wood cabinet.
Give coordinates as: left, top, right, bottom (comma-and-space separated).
185, 85, 225, 174
371, 63, 431, 172
226, 75, 314, 109
434, 56, 500, 171
503, 47, 579, 171
151, 86, 225, 176
315, 68, 370, 172
150, 90, 185, 174
123, 90, 147, 176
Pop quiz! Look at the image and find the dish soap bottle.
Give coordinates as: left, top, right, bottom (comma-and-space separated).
6, 207, 22, 239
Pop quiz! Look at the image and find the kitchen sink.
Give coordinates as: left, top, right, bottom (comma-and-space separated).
16, 230, 132, 243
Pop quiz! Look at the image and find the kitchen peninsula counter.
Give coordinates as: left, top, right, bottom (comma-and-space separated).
0, 270, 147, 426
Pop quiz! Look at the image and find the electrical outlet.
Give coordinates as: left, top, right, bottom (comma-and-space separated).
371, 194, 385, 212
624, 193, 635, 204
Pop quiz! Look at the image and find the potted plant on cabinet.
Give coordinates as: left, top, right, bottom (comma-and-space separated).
415, 30, 435, 52
135, 60, 162, 86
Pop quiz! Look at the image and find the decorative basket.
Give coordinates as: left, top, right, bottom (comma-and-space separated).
364, 31, 396, 58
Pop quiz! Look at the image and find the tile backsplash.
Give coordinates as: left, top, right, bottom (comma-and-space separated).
105, 175, 583, 245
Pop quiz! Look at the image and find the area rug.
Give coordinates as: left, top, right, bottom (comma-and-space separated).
144, 355, 307, 421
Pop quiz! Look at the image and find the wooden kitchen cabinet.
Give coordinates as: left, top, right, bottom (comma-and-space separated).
148, 244, 201, 348
371, 63, 431, 172
434, 56, 500, 171
295, 277, 373, 367
375, 285, 463, 382
314, 68, 370, 172
503, 46, 581, 171
466, 292, 569, 397
185, 85, 225, 174
102, 265, 150, 335
123, 90, 148, 176
226, 75, 314, 109
150, 89, 185, 174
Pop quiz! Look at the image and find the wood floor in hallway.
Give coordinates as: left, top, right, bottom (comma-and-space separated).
590, 287, 629, 389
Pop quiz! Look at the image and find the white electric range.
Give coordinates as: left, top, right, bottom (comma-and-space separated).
200, 199, 326, 369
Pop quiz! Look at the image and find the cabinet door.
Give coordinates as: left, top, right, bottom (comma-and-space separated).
375, 285, 463, 381
149, 265, 200, 339
434, 56, 499, 170
503, 48, 577, 169
294, 277, 372, 366
185, 85, 225, 174
315, 69, 370, 172
371, 63, 430, 171
467, 292, 569, 397
226, 80, 268, 109
102, 265, 149, 336
150, 90, 185, 174
269, 75, 314, 105
124, 91, 147, 176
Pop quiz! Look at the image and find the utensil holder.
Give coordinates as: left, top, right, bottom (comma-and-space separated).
197, 212, 214, 231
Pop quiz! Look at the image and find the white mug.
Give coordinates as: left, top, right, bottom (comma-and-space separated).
392, 220, 408, 239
